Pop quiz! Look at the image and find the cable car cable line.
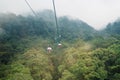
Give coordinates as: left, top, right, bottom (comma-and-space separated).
24, 0, 62, 50
24, 0, 37, 17
52, 0, 60, 43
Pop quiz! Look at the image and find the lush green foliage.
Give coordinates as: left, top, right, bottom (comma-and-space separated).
0, 11, 120, 80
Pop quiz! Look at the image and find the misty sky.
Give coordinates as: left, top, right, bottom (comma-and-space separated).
0, 0, 120, 30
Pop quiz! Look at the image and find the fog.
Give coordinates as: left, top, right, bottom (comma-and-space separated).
0, 0, 120, 30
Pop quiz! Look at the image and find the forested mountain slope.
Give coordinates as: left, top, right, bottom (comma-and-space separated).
0, 10, 120, 80
105, 18, 120, 36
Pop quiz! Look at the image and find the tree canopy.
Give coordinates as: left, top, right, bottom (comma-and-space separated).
0, 10, 120, 80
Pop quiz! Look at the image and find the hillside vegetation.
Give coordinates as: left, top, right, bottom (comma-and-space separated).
0, 10, 120, 80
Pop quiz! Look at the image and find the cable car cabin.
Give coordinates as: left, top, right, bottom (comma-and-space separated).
58, 43, 62, 48
47, 47, 52, 53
